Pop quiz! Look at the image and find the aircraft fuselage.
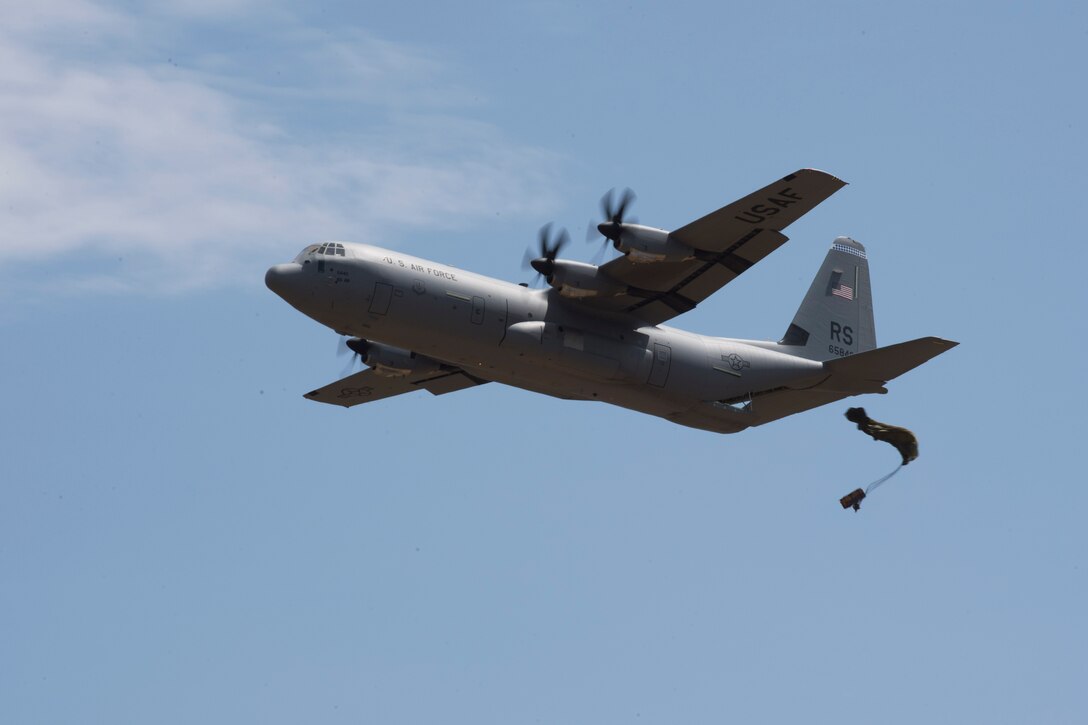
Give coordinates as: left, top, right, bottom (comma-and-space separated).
267, 242, 827, 433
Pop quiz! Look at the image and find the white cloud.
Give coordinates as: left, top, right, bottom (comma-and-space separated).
146, 0, 262, 20
0, 0, 134, 36
0, 1, 562, 295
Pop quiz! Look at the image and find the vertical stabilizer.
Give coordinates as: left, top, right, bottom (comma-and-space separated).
779, 236, 876, 361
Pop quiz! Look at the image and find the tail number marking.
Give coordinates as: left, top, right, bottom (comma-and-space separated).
829, 321, 854, 356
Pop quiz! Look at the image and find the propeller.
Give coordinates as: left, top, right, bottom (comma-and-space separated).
522, 222, 570, 285
588, 187, 637, 259
337, 335, 370, 375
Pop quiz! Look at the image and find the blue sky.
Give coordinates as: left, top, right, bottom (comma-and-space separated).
2, 1, 1086, 723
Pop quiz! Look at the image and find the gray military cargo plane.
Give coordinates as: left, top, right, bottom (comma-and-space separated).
266, 169, 956, 434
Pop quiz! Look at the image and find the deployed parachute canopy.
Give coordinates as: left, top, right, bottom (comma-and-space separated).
845, 407, 918, 465
840, 408, 920, 512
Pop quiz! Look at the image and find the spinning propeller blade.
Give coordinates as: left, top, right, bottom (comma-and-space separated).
588, 187, 637, 257
522, 222, 569, 285
337, 335, 368, 375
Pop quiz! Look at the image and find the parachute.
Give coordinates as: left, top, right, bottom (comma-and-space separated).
839, 407, 919, 511
845, 407, 918, 465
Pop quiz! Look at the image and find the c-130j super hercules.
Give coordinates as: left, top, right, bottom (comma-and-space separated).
266, 169, 957, 433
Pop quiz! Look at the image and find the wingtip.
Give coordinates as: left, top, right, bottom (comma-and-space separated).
793, 168, 848, 187
920, 336, 960, 350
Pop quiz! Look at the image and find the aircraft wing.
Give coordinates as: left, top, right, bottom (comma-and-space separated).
587, 169, 846, 325
303, 367, 488, 408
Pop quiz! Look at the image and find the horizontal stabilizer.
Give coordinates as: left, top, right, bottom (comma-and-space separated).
820, 337, 959, 393
733, 336, 957, 427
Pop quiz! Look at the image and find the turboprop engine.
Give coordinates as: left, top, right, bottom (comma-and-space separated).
590, 188, 697, 264
606, 224, 696, 264
345, 339, 441, 378
526, 224, 627, 298
545, 260, 627, 298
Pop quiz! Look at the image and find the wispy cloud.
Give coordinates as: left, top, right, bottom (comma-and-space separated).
0, 1, 562, 295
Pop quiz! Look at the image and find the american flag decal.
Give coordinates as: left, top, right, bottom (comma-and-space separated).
831, 283, 854, 300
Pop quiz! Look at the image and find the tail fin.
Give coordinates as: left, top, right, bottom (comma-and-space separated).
779, 236, 876, 361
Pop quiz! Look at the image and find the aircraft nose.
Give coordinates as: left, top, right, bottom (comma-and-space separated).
265, 262, 302, 299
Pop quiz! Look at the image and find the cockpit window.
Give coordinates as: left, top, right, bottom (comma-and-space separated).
295, 242, 346, 264
294, 244, 320, 263
316, 242, 346, 257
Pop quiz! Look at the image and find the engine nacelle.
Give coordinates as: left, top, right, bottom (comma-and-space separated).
547, 260, 627, 298
613, 224, 695, 263
346, 339, 441, 378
